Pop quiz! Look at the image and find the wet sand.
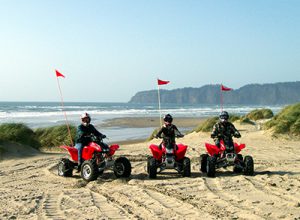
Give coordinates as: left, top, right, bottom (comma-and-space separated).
100, 116, 206, 128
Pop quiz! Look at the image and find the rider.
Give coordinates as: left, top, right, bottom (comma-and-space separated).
75, 113, 108, 169
155, 114, 184, 148
211, 111, 241, 148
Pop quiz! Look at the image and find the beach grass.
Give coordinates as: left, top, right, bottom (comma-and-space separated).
35, 125, 76, 148
194, 117, 219, 132
193, 114, 241, 133
264, 103, 300, 136
0, 123, 76, 151
245, 108, 274, 120
240, 117, 255, 125
0, 123, 40, 148
146, 128, 160, 141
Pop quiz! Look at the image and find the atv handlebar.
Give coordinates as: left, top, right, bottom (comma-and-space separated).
155, 134, 184, 139
83, 134, 108, 142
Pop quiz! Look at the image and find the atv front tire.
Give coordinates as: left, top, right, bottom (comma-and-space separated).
182, 157, 191, 177
233, 154, 243, 173
81, 159, 99, 182
200, 154, 208, 173
148, 157, 157, 179
114, 157, 131, 178
207, 156, 216, 177
243, 155, 254, 176
58, 158, 73, 177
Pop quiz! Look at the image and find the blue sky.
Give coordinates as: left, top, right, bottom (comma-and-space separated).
0, 0, 299, 102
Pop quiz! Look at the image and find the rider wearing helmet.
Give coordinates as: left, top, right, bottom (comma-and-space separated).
155, 114, 184, 147
75, 113, 107, 169
211, 111, 241, 148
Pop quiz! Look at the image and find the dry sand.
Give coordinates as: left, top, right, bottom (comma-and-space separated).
0, 123, 300, 219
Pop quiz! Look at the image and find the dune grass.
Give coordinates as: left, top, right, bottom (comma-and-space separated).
240, 117, 255, 125
147, 128, 160, 141
194, 117, 219, 132
264, 103, 300, 136
0, 123, 41, 149
193, 114, 241, 133
245, 109, 274, 120
35, 125, 76, 148
0, 123, 76, 151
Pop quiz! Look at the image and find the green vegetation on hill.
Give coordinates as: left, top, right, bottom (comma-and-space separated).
0, 123, 76, 151
193, 115, 241, 133
194, 117, 219, 132
240, 117, 255, 125
245, 109, 274, 120
0, 123, 40, 148
147, 128, 160, 141
264, 103, 300, 136
35, 125, 76, 148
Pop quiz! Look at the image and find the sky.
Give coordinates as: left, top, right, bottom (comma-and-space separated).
0, 0, 299, 102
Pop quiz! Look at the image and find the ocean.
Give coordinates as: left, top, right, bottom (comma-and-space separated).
0, 102, 284, 142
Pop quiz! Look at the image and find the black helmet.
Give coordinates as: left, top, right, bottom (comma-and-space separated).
219, 111, 229, 121
163, 114, 173, 123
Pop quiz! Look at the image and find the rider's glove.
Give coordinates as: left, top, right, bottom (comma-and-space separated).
234, 132, 241, 138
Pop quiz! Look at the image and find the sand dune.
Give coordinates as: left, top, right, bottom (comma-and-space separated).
0, 123, 300, 219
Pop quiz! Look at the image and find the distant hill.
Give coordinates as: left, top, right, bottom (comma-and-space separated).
128, 81, 300, 105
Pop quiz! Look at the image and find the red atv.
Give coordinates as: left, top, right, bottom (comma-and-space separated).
147, 136, 191, 178
58, 136, 131, 182
200, 138, 254, 177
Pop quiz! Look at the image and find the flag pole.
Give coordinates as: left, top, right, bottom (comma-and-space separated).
220, 84, 223, 112
157, 82, 162, 127
56, 74, 74, 147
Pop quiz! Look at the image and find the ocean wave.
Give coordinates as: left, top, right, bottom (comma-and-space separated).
0, 105, 283, 119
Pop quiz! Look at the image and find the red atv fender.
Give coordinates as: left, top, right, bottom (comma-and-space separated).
234, 142, 246, 154
60, 143, 120, 162
205, 142, 246, 156
109, 144, 119, 156
176, 144, 188, 161
149, 144, 163, 161
149, 143, 188, 161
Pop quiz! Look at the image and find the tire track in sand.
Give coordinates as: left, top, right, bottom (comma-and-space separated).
91, 183, 206, 220
203, 177, 265, 219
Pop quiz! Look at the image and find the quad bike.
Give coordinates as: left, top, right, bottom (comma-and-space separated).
200, 137, 254, 177
147, 136, 191, 179
58, 136, 131, 182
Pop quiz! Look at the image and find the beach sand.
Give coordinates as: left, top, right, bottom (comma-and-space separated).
100, 116, 206, 128
0, 122, 300, 219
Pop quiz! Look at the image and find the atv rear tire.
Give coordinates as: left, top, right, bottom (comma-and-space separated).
182, 157, 191, 177
147, 156, 151, 174
233, 154, 243, 173
200, 154, 208, 173
81, 160, 99, 182
243, 155, 254, 176
207, 156, 216, 177
114, 157, 131, 178
58, 158, 73, 177
148, 157, 157, 179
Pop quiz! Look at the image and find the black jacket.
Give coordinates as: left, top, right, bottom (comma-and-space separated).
156, 124, 183, 143
211, 121, 241, 142
75, 124, 103, 144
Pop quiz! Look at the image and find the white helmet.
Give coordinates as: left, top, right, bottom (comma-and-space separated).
81, 113, 91, 126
